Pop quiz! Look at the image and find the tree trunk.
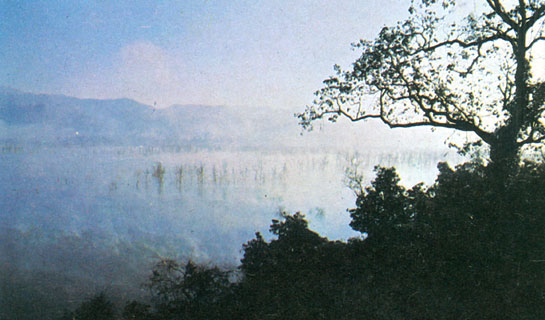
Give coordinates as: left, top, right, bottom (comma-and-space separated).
487, 22, 528, 179
488, 124, 520, 182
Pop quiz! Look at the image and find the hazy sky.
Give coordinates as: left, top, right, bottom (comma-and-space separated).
0, 0, 414, 109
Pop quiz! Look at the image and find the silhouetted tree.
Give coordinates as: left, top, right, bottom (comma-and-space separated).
72, 293, 116, 320
349, 166, 425, 238
239, 212, 368, 319
299, 0, 545, 174
346, 162, 545, 319
147, 259, 233, 320
419, 161, 545, 318
122, 301, 153, 320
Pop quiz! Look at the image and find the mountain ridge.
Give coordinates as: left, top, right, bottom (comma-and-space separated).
0, 88, 298, 149
0, 87, 453, 153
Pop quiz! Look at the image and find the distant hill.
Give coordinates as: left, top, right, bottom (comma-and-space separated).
0, 87, 453, 152
0, 87, 299, 149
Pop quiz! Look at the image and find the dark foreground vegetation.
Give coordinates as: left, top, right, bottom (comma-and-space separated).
36, 160, 545, 320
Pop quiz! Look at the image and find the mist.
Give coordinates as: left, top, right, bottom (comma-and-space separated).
0, 89, 461, 319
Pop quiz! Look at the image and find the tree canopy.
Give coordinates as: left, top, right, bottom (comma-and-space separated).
298, 0, 545, 171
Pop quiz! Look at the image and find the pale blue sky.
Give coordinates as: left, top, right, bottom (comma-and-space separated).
1, 0, 411, 109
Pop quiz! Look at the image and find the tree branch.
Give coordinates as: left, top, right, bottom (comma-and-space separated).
525, 4, 545, 28
418, 33, 515, 54
449, 44, 484, 77
486, 0, 520, 31
519, 133, 545, 145
527, 35, 545, 49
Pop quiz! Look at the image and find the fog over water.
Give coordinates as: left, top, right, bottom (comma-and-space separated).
0, 89, 463, 318
2, 144, 459, 265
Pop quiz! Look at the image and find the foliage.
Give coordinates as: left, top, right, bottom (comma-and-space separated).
235, 163, 545, 319
121, 301, 153, 320
298, 0, 545, 171
238, 212, 360, 319
348, 162, 545, 319
71, 293, 116, 320
146, 259, 234, 320
349, 166, 425, 237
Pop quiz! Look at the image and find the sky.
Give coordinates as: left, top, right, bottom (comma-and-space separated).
5, 0, 542, 153
0, 0, 413, 109
2, 0, 541, 112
